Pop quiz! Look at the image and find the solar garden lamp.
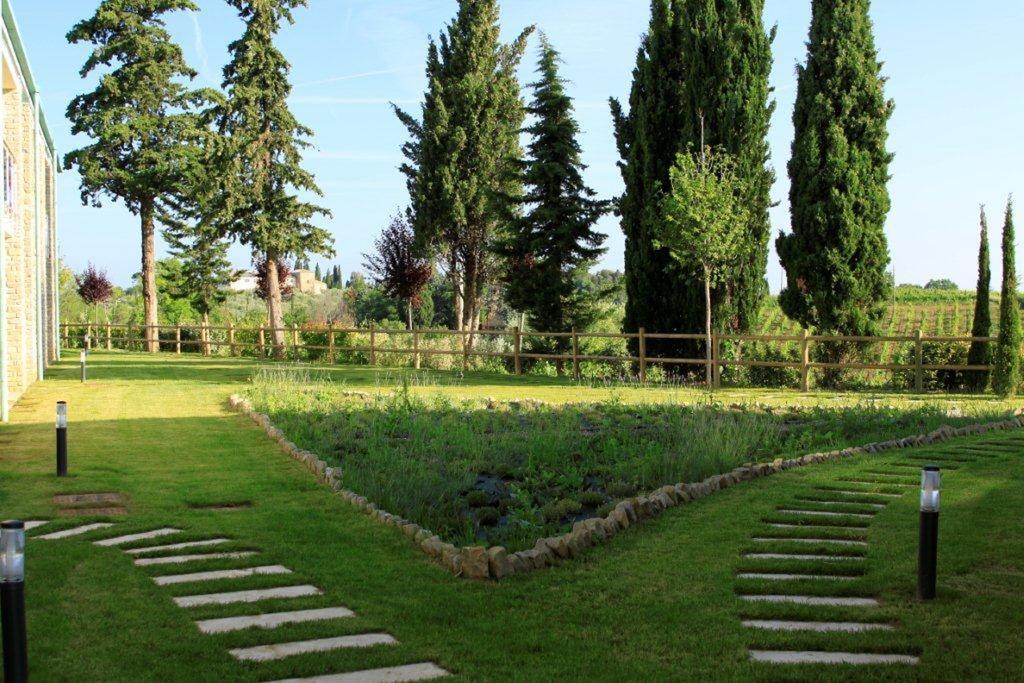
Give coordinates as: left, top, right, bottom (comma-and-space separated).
1, 521, 28, 683
56, 401, 68, 477
918, 465, 941, 600
80, 349, 87, 383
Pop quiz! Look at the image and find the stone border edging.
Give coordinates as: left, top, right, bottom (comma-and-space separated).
228, 394, 1023, 581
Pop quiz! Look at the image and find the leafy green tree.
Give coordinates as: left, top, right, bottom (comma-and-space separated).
924, 279, 958, 291
776, 0, 893, 384
967, 207, 992, 392
363, 215, 434, 330
658, 146, 750, 388
64, 0, 210, 353
993, 199, 1021, 397
209, 0, 333, 358
499, 36, 609, 356
611, 0, 774, 362
395, 0, 532, 333
164, 226, 236, 353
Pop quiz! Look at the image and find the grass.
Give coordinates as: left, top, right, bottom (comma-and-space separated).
1, 351, 1023, 681
246, 366, 1015, 552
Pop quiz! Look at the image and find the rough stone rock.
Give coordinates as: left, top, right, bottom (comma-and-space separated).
566, 530, 591, 557
611, 508, 630, 530
487, 546, 513, 579
462, 547, 490, 580
544, 536, 571, 559
659, 485, 680, 504
523, 548, 548, 570
421, 536, 444, 558
401, 523, 420, 538
618, 500, 638, 523
653, 491, 674, 510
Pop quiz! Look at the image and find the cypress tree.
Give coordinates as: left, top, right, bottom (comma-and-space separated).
993, 199, 1021, 397
499, 36, 609, 353
395, 0, 532, 332
777, 0, 893, 343
65, 0, 210, 353
967, 207, 992, 391
611, 0, 774, 361
210, 0, 332, 358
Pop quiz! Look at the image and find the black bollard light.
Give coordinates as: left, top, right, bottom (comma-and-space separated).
918, 465, 941, 600
56, 402, 68, 477
1, 520, 28, 683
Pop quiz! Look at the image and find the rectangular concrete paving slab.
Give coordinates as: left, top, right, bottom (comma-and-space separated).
743, 620, 895, 633
229, 633, 397, 662
196, 606, 355, 634
266, 662, 450, 682
739, 595, 879, 607
153, 565, 292, 586
743, 553, 864, 561
753, 537, 867, 547
749, 650, 919, 665
817, 489, 904, 498
778, 509, 875, 519
38, 523, 114, 540
796, 500, 886, 509
766, 523, 866, 531
95, 528, 181, 546
24, 521, 49, 530
135, 551, 257, 567
126, 538, 231, 555
737, 573, 857, 582
174, 584, 321, 608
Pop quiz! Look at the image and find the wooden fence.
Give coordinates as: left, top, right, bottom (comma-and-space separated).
60, 322, 996, 393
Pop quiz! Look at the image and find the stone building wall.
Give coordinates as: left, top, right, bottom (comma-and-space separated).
1, 8, 59, 421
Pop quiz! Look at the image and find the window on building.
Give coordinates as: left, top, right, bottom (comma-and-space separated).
3, 144, 15, 213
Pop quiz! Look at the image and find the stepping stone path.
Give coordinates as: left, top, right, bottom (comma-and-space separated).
26, 520, 449, 680
737, 436, 1019, 669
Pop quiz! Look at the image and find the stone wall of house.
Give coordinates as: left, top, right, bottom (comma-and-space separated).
2, 60, 58, 418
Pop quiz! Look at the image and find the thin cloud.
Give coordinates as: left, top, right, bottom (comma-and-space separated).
294, 69, 402, 88
190, 14, 212, 82
290, 96, 418, 106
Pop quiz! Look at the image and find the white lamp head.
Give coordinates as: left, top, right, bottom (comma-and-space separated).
1, 520, 25, 583
920, 466, 941, 513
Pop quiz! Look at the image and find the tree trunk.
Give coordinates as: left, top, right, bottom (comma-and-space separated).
407, 300, 414, 331
705, 268, 713, 390
265, 255, 286, 358
202, 311, 210, 356
141, 198, 159, 353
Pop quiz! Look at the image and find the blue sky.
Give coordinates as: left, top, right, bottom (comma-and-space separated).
13, 0, 1024, 290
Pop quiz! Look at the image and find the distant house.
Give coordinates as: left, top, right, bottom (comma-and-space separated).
2, 1, 60, 422
228, 269, 327, 296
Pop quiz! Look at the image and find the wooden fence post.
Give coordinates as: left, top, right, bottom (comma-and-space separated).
915, 329, 924, 392
800, 329, 810, 393
369, 323, 376, 366
328, 322, 335, 364
413, 328, 421, 370
572, 329, 580, 380
513, 327, 522, 375
638, 327, 647, 383
258, 327, 266, 357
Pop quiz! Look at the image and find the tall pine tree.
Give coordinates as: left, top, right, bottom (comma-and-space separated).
395, 0, 532, 333
499, 36, 609, 354
65, 0, 210, 353
967, 206, 992, 392
993, 199, 1021, 397
777, 0, 893, 347
611, 0, 774, 361
210, 0, 332, 358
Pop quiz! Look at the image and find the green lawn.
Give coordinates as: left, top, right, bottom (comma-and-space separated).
1, 351, 1023, 681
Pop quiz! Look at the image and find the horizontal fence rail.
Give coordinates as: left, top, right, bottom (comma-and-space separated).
59, 322, 999, 393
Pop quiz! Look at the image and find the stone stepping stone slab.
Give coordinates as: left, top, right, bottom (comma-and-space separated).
737, 573, 856, 582
127, 538, 231, 555
58, 507, 128, 518
154, 565, 291, 586
744, 553, 863, 562
817, 489, 903, 499
228, 633, 396, 662
38, 522, 114, 540
753, 537, 867, 547
135, 551, 258, 567
196, 606, 355, 634
24, 521, 49, 530
777, 509, 874, 519
839, 478, 915, 488
95, 528, 181, 547
174, 584, 321, 608
795, 499, 886, 510
749, 650, 918, 665
766, 523, 867, 531
743, 620, 894, 633
739, 595, 879, 607
266, 662, 450, 682
53, 492, 126, 507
